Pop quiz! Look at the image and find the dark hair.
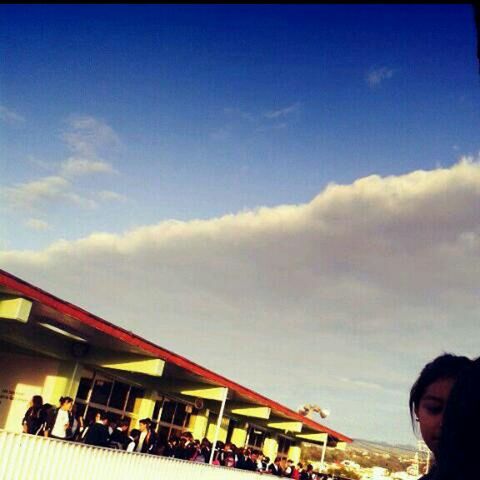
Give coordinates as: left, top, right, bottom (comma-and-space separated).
98, 410, 109, 421
435, 357, 480, 480
139, 417, 151, 426
130, 428, 140, 439
59, 396, 73, 406
32, 395, 43, 409
409, 353, 471, 428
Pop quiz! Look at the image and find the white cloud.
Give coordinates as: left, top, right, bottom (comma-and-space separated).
264, 102, 301, 119
0, 175, 97, 212
366, 67, 395, 88
25, 218, 50, 231
1, 115, 119, 218
2, 176, 71, 211
2, 158, 480, 444
62, 115, 120, 158
60, 157, 116, 178
98, 190, 127, 202
0, 105, 25, 124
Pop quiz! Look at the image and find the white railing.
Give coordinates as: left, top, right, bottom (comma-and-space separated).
0, 430, 265, 480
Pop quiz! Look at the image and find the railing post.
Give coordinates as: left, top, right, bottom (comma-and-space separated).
320, 434, 328, 472
209, 387, 228, 465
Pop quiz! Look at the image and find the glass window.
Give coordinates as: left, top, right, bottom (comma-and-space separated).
160, 399, 176, 423
126, 386, 145, 412
247, 426, 266, 449
109, 381, 130, 410
173, 403, 188, 426
90, 378, 113, 405
226, 418, 238, 444
153, 399, 163, 421
278, 436, 292, 454
76, 377, 93, 400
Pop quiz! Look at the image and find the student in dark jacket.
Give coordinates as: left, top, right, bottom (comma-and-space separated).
83, 411, 110, 447
300, 464, 314, 480
22, 395, 46, 435
180, 432, 196, 460
109, 419, 131, 450
268, 456, 284, 476
238, 450, 259, 472
136, 418, 157, 454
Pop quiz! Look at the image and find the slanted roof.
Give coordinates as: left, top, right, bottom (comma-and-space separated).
0, 268, 352, 443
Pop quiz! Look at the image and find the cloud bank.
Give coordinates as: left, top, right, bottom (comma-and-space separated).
1, 116, 123, 215
1, 158, 479, 443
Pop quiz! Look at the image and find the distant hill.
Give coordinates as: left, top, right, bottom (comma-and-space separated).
304, 437, 421, 473
351, 438, 417, 456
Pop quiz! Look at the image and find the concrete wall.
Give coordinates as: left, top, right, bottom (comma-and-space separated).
0, 352, 80, 432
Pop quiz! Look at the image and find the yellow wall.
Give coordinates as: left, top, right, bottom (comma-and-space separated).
230, 426, 247, 447
263, 436, 279, 460
288, 445, 301, 464
206, 415, 229, 443
133, 391, 155, 427
188, 408, 209, 440
0, 352, 74, 432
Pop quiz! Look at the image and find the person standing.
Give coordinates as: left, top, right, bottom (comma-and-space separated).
109, 419, 131, 450
300, 464, 314, 480
268, 456, 284, 476
22, 395, 45, 435
44, 396, 73, 440
82, 411, 110, 447
409, 353, 471, 480
136, 418, 157, 454
284, 459, 295, 477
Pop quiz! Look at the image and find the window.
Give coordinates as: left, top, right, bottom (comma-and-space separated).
90, 378, 113, 405
74, 369, 144, 423
153, 397, 196, 439
226, 418, 238, 444
109, 381, 130, 410
160, 399, 176, 423
278, 435, 293, 456
247, 425, 266, 449
76, 376, 93, 400
126, 386, 145, 412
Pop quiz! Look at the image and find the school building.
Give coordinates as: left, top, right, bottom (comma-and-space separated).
0, 268, 351, 466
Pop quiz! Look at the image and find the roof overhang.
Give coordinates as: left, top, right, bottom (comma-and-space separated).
0, 269, 352, 443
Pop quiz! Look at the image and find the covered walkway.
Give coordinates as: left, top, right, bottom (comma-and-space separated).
0, 268, 351, 467
0, 429, 264, 480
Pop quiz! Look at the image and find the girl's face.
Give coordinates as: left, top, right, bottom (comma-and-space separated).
415, 377, 455, 456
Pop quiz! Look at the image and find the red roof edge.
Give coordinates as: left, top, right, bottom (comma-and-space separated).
0, 268, 352, 443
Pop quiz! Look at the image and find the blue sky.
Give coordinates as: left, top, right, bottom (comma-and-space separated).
1, 5, 479, 445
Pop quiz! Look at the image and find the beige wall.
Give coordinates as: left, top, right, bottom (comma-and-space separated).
0, 352, 77, 432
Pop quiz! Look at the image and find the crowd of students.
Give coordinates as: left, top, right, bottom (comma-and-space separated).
22, 400, 322, 478
22, 352, 480, 480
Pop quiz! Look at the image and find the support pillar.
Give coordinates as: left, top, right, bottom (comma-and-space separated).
188, 408, 209, 440
263, 436, 279, 460
231, 426, 248, 448
288, 445, 301, 464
